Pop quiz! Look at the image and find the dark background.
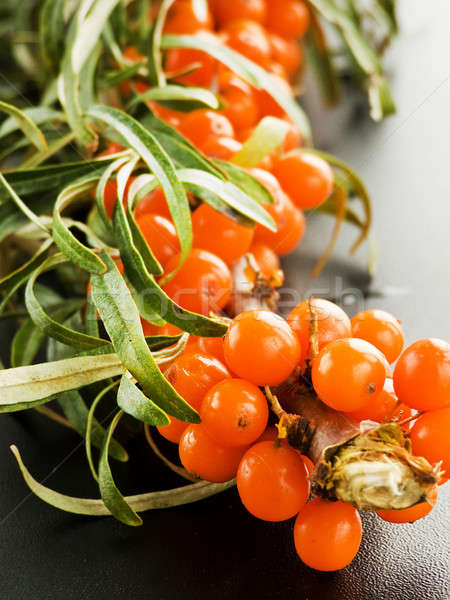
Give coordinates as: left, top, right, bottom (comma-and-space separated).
1, 2, 449, 599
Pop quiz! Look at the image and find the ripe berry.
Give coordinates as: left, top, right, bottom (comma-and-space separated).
165, 32, 218, 87
179, 109, 235, 148
287, 298, 352, 365
255, 72, 292, 118
351, 309, 404, 364
218, 70, 260, 131
393, 338, 450, 411
237, 441, 310, 521
201, 379, 269, 447
268, 33, 303, 76
192, 203, 254, 265
222, 20, 271, 67
195, 335, 226, 363
163, 249, 232, 315
200, 136, 242, 160
273, 152, 333, 210
312, 338, 387, 412
136, 213, 180, 268
410, 407, 450, 478
157, 351, 230, 443
347, 377, 398, 423
179, 424, 247, 482
376, 487, 438, 523
249, 241, 280, 279
164, 0, 213, 34
293, 498, 362, 571
134, 187, 171, 219
212, 0, 267, 26
224, 310, 301, 386
266, 0, 310, 40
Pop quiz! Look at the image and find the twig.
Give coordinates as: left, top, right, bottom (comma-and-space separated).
144, 424, 199, 483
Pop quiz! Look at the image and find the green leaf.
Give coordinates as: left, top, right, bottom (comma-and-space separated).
231, 117, 290, 168
20, 131, 77, 170
141, 111, 224, 178
25, 255, 109, 351
130, 84, 219, 112
0, 107, 64, 138
178, 169, 276, 231
39, 0, 65, 73
53, 175, 109, 275
98, 411, 142, 526
117, 375, 170, 426
147, 0, 174, 87
90, 251, 200, 422
88, 105, 192, 269
59, 389, 128, 462
0, 237, 53, 295
10, 444, 235, 516
161, 34, 312, 142
307, 0, 396, 120
0, 100, 48, 152
0, 173, 50, 234
113, 201, 227, 336
0, 354, 124, 412
95, 152, 130, 232
214, 160, 274, 205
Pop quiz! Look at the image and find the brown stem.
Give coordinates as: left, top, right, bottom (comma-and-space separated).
144, 425, 199, 483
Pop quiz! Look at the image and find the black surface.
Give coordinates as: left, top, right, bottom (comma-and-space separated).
1, 3, 450, 599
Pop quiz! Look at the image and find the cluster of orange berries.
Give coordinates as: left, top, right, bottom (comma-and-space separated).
149, 300, 449, 571
95, 0, 334, 318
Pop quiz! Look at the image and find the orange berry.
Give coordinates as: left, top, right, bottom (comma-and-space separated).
237, 440, 309, 521
266, 0, 310, 40
134, 186, 171, 219
393, 338, 450, 411
347, 377, 398, 423
293, 498, 362, 571
164, 0, 213, 34
201, 378, 268, 447
300, 455, 314, 475
147, 100, 184, 129
222, 19, 271, 67
254, 73, 292, 118
200, 136, 242, 160
179, 109, 235, 148
273, 152, 333, 210
312, 338, 387, 412
410, 407, 450, 478
179, 423, 247, 482
224, 310, 301, 386
165, 31, 218, 87
162, 248, 232, 315
218, 71, 260, 131
196, 335, 226, 363
136, 213, 180, 268
268, 33, 303, 76
212, 0, 267, 26
192, 203, 254, 265
97, 142, 124, 157
157, 351, 230, 443
376, 487, 438, 523
287, 298, 352, 365
351, 309, 404, 364
249, 241, 280, 278
282, 121, 302, 152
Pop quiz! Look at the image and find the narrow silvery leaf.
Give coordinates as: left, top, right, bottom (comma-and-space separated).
130, 84, 219, 111
117, 375, 170, 426
0, 100, 48, 152
231, 116, 290, 168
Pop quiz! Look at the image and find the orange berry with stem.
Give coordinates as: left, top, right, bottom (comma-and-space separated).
293, 498, 362, 571
191, 203, 254, 265
157, 351, 230, 443
200, 136, 242, 160
218, 71, 260, 131
376, 487, 438, 523
249, 241, 280, 279
237, 440, 309, 521
134, 186, 171, 219
212, 0, 267, 26
312, 338, 387, 412
410, 407, 450, 478
162, 248, 232, 315
201, 378, 269, 447
273, 151, 333, 210
266, 0, 310, 40
224, 310, 301, 386
287, 298, 352, 365
268, 33, 303, 76
165, 31, 218, 87
351, 309, 404, 364
179, 423, 247, 482
393, 338, 450, 411
179, 109, 235, 148
136, 213, 180, 268
221, 19, 271, 67
164, 0, 213, 34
